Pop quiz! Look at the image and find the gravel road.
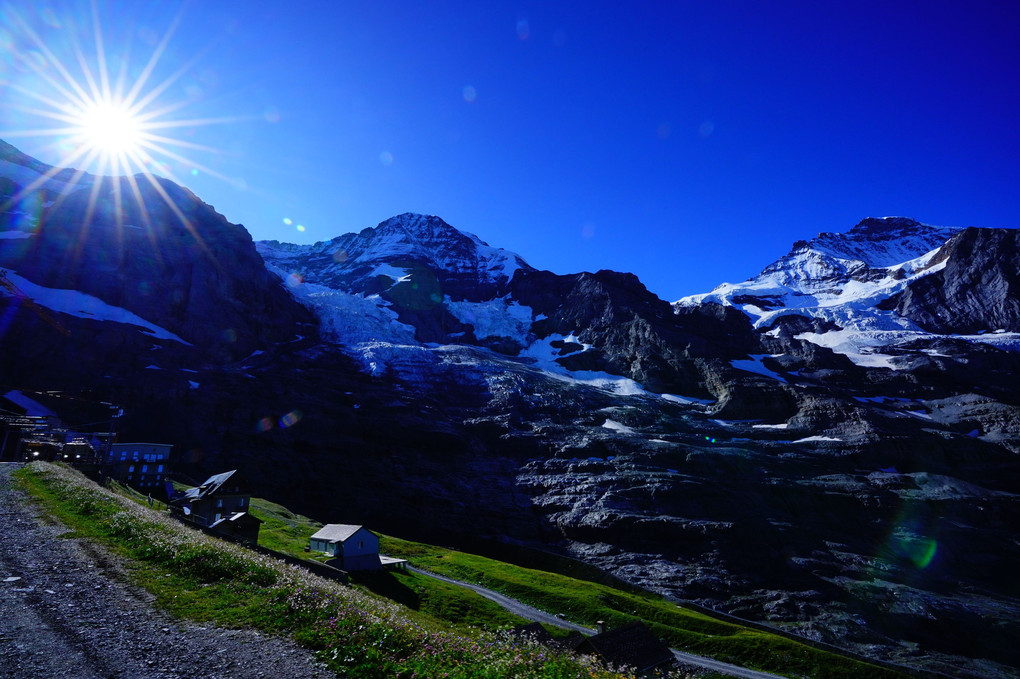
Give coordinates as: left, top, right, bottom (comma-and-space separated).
0, 463, 328, 679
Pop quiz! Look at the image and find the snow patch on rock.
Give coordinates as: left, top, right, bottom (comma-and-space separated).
445, 295, 533, 342
0, 269, 189, 343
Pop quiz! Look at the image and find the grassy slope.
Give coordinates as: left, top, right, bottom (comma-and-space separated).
245, 489, 907, 679
378, 537, 909, 679
14, 463, 630, 679
247, 493, 533, 629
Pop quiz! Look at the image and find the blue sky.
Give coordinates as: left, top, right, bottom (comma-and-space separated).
2, 1, 1018, 301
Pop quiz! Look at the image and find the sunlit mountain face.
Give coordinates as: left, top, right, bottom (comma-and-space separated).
3, 138, 1018, 679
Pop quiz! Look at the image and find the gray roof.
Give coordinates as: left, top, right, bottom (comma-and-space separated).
310, 524, 369, 544
210, 511, 262, 529
178, 470, 238, 502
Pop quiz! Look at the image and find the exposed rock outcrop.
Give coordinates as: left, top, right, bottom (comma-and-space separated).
879, 227, 1020, 334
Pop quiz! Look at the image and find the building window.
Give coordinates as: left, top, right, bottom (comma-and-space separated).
142, 465, 148, 472
128, 466, 135, 472
216, 499, 223, 508
157, 465, 164, 472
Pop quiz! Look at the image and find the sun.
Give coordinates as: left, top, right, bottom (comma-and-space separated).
0, 3, 254, 244
0, 2, 264, 265
74, 98, 144, 159
0, 4, 250, 185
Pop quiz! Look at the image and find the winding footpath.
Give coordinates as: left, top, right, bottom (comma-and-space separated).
407, 565, 786, 679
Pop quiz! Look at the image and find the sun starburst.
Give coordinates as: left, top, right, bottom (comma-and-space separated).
0, 2, 251, 241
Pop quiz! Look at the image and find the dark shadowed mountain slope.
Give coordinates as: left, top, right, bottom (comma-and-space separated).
1, 140, 314, 361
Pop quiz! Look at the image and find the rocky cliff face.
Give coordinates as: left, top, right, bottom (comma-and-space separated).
3, 141, 1019, 678
879, 227, 1020, 334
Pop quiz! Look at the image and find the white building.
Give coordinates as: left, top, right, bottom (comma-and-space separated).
309, 524, 381, 571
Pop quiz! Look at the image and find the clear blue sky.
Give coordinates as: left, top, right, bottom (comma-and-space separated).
2, 1, 1018, 301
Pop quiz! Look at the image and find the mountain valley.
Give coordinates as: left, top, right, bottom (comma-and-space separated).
1, 141, 1018, 678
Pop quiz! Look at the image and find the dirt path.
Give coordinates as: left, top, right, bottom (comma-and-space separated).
408, 565, 594, 634
0, 463, 328, 679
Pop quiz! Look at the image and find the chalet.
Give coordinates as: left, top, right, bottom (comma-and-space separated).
508, 622, 557, 647
170, 470, 252, 527
309, 524, 381, 571
574, 622, 674, 676
106, 442, 172, 490
209, 511, 264, 543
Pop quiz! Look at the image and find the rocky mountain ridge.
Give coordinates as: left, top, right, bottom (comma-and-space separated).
879, 226, 1020, 335
2, 141, 1018, 678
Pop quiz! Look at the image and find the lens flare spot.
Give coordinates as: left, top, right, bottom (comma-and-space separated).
332, 249, 348, 263
914, 539, 938, 569
190, 168, 199, 176
516, 19, 530, 40
379, 151, 394, 166
286, 273, 303, 288
296, 224, 306, 232
279, 410, 303, 428
890, 529, 939, 570
255, 417, 274, 433
39, 8, 63, 29
264, 106, 281, 123
657, 123, 672, 139
138, 27, 159, 46
699, 120, 715, 137
16, 50, 47, 72
221, 328, 238, 343
462, 85, 477, 103
283, 217, 293, 225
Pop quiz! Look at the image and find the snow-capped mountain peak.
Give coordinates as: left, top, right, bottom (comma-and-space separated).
257, 213, 531, 292
784, 217, 961, 268
676, 217, 962, 326
673, 217, 987, 368
256, 214, 538, 364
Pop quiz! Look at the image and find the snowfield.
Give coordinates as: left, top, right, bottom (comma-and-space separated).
0, 269, 189, 344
